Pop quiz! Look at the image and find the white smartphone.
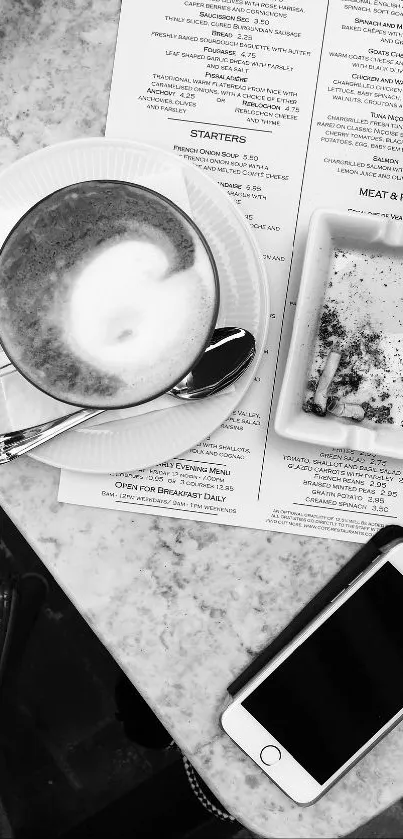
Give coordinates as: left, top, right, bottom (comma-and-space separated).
221, 542, 403, 805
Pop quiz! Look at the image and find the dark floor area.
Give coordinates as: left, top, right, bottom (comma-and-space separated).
0, 506, 402, 838
0, 508, 239, 839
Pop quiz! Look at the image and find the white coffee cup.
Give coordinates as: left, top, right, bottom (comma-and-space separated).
0, 180, 220, 408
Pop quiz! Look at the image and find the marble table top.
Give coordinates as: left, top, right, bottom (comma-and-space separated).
1, 2, 403, 837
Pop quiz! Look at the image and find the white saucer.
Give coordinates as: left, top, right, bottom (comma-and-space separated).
0, 137, 269, 473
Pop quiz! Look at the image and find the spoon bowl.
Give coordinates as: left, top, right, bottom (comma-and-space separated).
171, 327, 255, 398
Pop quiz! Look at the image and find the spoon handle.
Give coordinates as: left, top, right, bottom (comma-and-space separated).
0, 408, 104, 463
0, 360, 15, 377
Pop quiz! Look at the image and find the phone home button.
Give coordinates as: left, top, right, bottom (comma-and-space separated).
260, 745, 281, 766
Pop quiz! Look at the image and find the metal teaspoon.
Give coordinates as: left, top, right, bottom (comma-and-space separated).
0, 327, 255, 464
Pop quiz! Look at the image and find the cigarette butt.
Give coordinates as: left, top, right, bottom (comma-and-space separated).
313, 350, 341, 415
327, 400, 365, 421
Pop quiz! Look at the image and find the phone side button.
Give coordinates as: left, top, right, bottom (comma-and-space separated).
260, 746, 281, 765
330, 587, 346, 603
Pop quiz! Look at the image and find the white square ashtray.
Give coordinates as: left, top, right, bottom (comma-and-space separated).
275, 209, 403, 458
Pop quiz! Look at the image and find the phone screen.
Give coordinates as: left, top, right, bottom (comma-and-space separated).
242, 561, 403, 784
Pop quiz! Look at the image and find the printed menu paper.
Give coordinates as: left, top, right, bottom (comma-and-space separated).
59, 0, 403, 542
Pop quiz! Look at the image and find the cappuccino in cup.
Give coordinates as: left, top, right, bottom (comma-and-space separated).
0, 181, 219, 407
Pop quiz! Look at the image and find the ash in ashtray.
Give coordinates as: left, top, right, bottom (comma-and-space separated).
303, 247, 403, 425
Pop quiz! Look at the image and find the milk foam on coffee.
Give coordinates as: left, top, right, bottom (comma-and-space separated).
65, 237, 215, 403
0, 181, 218, 407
